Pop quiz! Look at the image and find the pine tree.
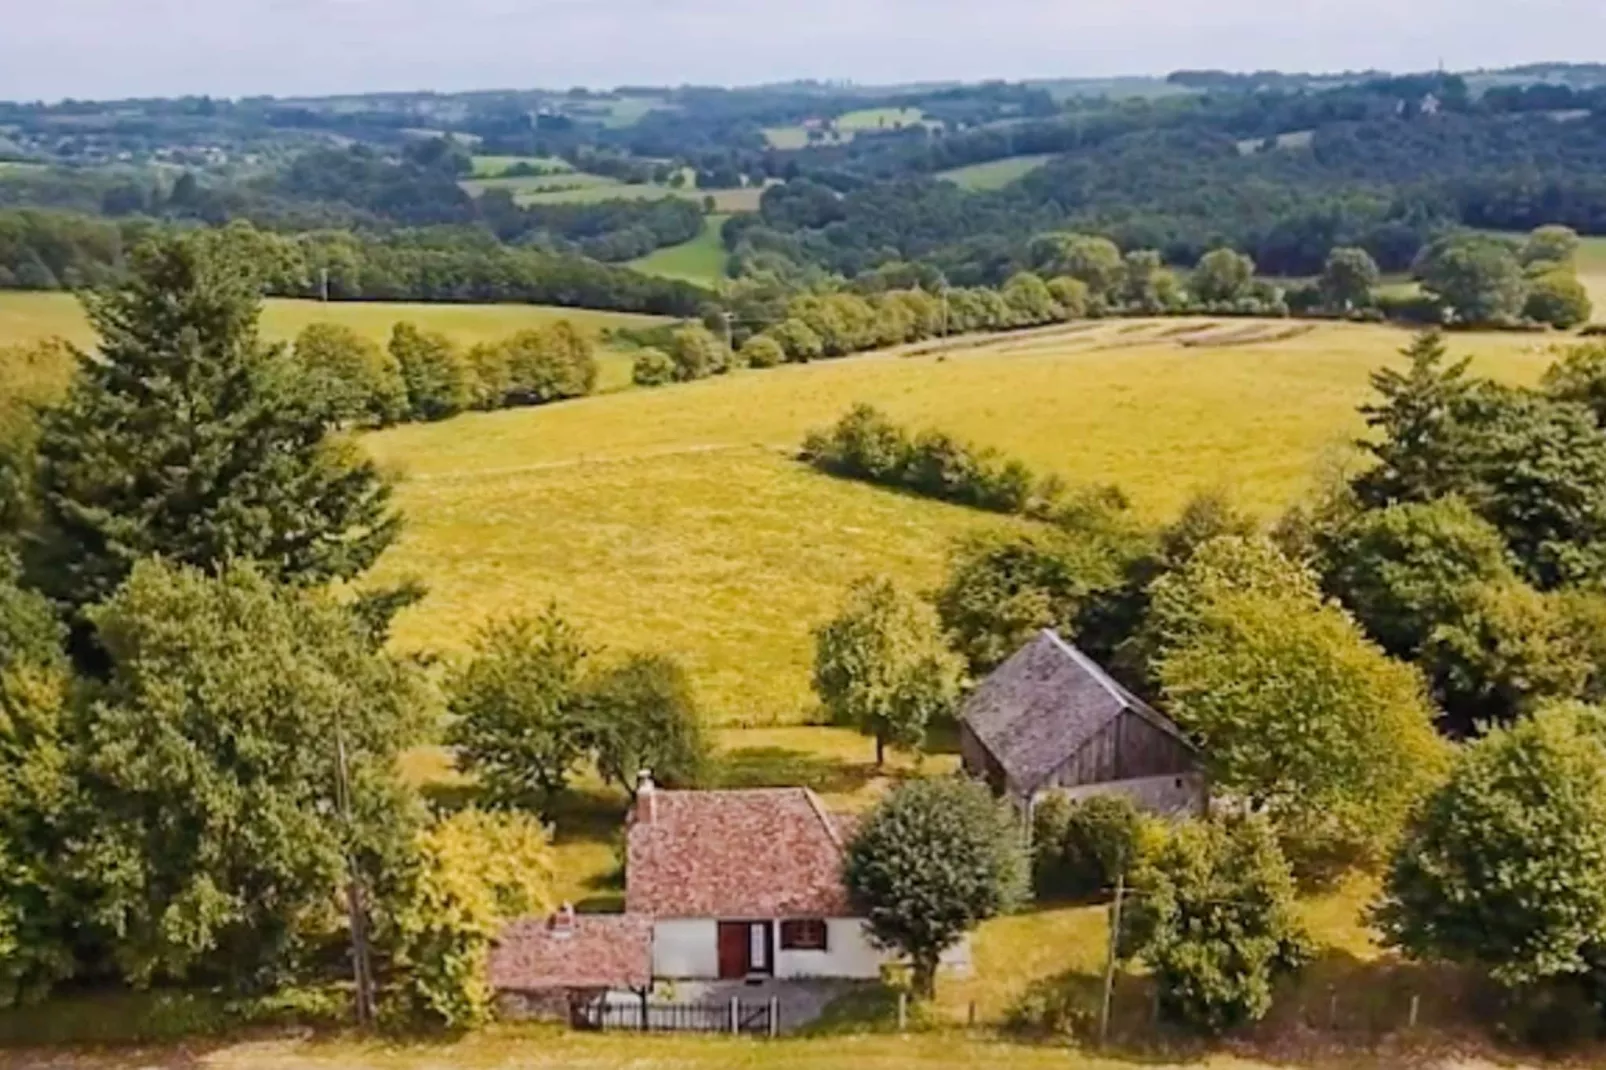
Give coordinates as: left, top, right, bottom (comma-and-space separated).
29, 235, 400, 613
1353, 329, 1475, 507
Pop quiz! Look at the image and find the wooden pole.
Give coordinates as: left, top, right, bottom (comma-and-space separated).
1097, 872, 1125, 1048
897, 991, 908, 1032
769, 995, 779, 1038
1408, 993, 1420, 1029
730, 995, 739, 1035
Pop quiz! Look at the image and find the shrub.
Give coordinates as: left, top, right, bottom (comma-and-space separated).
1046, 276, 1090, 319
1033, 794, 1146, 901
665, 325, 729, 381
502, 322, 598, 404
630, 347, 676, 387
768, 318, 824, 362
1524, 271, 1594, 330
740, 335, 786, 369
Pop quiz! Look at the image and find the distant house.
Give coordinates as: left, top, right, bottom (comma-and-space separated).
626, 776, 968, 980
958, 630, 1206, 816
489, 906, 652, 1021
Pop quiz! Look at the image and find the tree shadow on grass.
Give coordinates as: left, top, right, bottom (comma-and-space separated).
712, 746, 879, 797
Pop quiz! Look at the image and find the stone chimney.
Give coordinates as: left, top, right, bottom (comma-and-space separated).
550, 902, 576, 939
637, 769, 656, 823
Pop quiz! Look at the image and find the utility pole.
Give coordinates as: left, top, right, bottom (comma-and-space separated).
721, 310, 734, 356
1098, 871, 1126, 1048
320, 266, 330, 303
336, 731, 376, 1028
938, 278, 950, 341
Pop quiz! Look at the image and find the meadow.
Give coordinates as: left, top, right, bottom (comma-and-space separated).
468, 154, 572, 178
364, 317, 1559, 724
764, 107, 930, 149
627, 213, 731, 286
462, 169, 764, 212
938, 153, 1055, 190
0, 293, 672, 392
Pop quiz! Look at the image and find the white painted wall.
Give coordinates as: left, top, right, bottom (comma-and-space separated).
1048, 773, 1207, 817
651, 919, 719, 979
775, 919, 883, 979
651, 917, 974, 981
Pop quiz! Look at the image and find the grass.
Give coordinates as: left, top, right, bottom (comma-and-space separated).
766, 108, 928, 150
460, 170, 620, 198
837, 106, 927, 132
468, 176, 762, 213
938, 154, 1055, 191
362, 318, 1556, 725
628, 214, 731, 286
468, 155, 571, 178
0, 292, 669, 388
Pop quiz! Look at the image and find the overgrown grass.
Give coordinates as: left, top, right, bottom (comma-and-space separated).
938, 154, 1055, 191
363, 319, 1553, 723
628, 214, 732, 286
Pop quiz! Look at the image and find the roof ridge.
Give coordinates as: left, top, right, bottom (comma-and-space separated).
1041, 629, 1197, 753
802, 788, 846, 853
1041, 629, 1129, 708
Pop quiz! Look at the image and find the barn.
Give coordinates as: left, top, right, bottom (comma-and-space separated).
958, 630, 1206, 816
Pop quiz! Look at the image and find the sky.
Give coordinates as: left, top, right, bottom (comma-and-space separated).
2, 0, 1603, 101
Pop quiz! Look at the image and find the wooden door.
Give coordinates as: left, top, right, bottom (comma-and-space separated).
717, 922, 748, 979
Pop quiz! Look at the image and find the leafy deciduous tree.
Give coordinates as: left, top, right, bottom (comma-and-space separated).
844, 777, 1026, 997
446, 609, 590, 812
1123, 816, 1311, 1034
812, 577, 963, 765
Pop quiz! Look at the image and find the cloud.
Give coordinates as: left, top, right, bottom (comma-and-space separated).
1, 0, 1602, 100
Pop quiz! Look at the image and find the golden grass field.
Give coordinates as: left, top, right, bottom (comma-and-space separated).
0, 293, 671, 392
363, 318, 1562, 724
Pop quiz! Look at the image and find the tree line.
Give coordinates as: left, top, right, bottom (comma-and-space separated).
0, 212, 711, 316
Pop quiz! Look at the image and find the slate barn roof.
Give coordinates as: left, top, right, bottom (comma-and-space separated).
626, 787, 852, 918
489, 913, 653, 991
961, 630, 1195, 793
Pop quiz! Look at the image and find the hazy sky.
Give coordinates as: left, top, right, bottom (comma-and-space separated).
3, 0, 1603, 101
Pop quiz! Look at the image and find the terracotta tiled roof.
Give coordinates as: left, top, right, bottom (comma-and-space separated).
626, 788, 852, 918
489, 913, 653, 991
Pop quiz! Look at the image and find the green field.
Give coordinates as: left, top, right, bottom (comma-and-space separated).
766, 107, 929, 149
938, 154, 1055, 190
0, 293, 672, 393
838, 106, 927, 131
463, 170, 764, 213
363, 318, 1556, 725
468, 154, 572, 178
628, 213, 732, 286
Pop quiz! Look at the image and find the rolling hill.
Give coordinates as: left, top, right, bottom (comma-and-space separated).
363, 318, 1558, 725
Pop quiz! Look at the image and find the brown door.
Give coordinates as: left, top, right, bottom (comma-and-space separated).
717, 922, 748, 979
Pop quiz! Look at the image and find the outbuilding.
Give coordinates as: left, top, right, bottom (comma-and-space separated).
958, 629, 1207, 816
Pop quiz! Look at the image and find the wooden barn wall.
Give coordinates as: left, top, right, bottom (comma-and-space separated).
1043, 711, 1196, 790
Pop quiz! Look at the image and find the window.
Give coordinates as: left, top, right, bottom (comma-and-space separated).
779, 919, 828, 951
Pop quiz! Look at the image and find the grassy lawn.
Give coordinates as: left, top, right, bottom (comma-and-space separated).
363, 318, 1556, 724
938, 154, 1055, 191
628, 214, 732, 286
503, 182, 760, 212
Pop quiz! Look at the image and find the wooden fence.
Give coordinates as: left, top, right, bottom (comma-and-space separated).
572, 996, 776, 1036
